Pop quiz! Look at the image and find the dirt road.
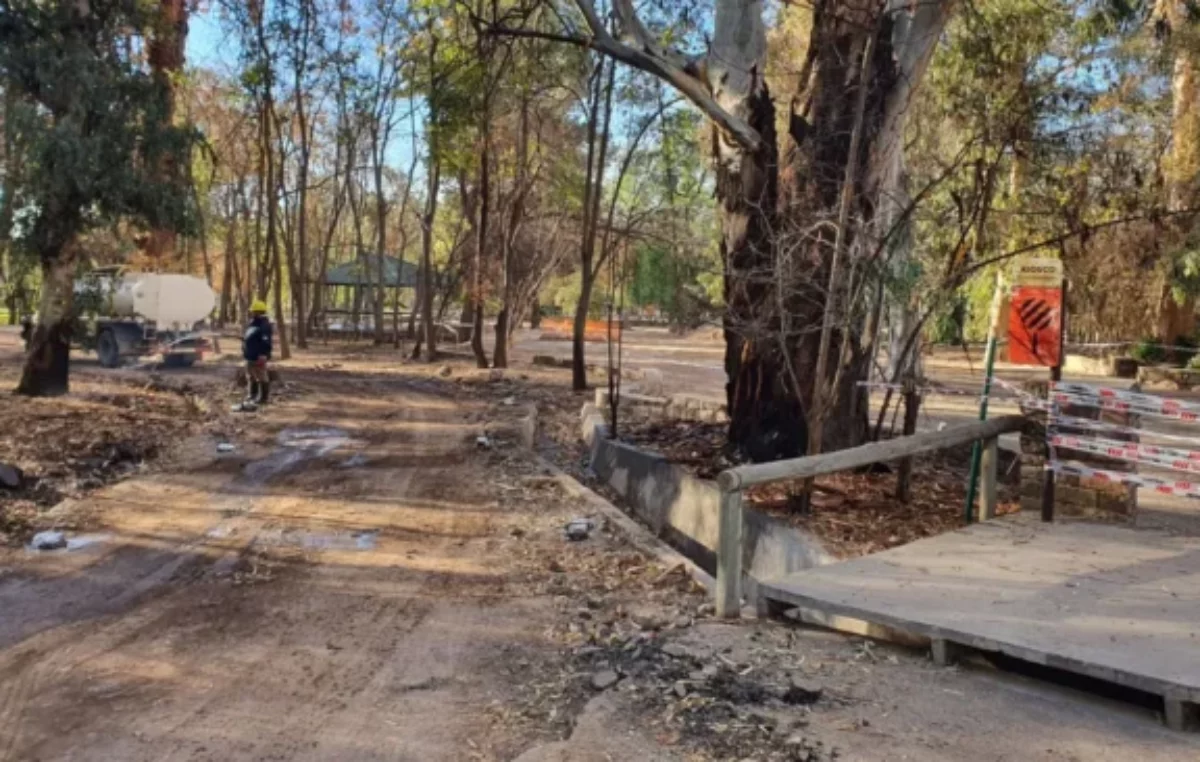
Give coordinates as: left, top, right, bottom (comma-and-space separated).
0, 366, 626, 761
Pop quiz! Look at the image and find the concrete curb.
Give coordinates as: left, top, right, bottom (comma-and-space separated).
488, 401, 539, 449
535, 455, 716, 593
516, 402, 538, 449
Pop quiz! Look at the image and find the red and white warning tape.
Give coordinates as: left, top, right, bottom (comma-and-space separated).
1052, 381, 1200, 416
1049, 434, 1200, 475
1050, 459, 1200, 499
1050, 413, 1200, 446
1047, 390, 1200, 424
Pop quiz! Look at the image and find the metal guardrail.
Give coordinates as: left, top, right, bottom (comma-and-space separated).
712, 415, 1027, 618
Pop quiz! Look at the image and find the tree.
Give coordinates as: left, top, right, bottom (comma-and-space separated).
1, 0, 197, 396
144, 0, 189, 264
501, 0, 950, 458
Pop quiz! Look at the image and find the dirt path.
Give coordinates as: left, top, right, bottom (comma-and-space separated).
0, 370, 615, 761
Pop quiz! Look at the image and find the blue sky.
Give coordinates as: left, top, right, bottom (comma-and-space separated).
187, 7, 238, 73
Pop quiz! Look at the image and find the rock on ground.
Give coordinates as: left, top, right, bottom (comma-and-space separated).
0, 462, 22, 489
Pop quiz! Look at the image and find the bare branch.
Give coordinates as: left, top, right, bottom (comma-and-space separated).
488, 0, 765, 153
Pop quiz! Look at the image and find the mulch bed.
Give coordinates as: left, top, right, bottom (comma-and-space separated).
621, 419, 1019, 558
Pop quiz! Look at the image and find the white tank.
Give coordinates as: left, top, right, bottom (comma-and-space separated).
105, 273, 216, 328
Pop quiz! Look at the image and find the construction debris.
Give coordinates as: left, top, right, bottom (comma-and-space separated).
564, 518, 594, 541
30, 530, 67, 550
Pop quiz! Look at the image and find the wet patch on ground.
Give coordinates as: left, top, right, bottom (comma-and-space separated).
240, 427, 361, 484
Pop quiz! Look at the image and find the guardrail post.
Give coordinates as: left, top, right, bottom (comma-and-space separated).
980, 436, 999, 520
716, 487, 743, 619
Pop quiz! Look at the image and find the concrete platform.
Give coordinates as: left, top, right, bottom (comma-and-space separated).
758, 515, 1200, 730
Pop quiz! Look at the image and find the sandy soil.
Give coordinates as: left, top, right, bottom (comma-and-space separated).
0, 335, 1198, 760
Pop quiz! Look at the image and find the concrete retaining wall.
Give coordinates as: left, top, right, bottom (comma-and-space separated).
583, 412, 833, 592
1062, 353, 1138, 378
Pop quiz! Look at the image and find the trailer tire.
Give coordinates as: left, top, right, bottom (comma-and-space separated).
97, 329, 121, 368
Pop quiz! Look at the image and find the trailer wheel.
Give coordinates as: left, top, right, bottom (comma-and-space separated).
97, 329, 121, 368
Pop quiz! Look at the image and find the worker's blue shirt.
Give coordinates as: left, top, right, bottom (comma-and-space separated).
243, 316, 273, 362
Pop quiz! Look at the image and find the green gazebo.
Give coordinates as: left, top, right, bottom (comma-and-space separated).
315, 255, 420, 335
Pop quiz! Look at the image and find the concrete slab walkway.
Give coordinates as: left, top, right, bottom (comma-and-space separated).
758, 515, 1200, 729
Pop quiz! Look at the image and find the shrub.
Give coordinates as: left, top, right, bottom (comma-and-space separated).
1130, 338, 1168, 365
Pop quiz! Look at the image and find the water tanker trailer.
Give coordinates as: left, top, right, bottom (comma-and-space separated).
72, 267, 217, 368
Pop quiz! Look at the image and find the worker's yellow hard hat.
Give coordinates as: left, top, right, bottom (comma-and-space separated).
250, 299, 268, 314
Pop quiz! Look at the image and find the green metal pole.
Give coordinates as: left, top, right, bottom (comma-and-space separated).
965, 276, 1005, 523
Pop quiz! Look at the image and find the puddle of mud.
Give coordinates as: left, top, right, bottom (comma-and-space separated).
241, 427, 362, 484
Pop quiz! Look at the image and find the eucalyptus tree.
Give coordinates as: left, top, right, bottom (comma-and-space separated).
500, 0, 952, 458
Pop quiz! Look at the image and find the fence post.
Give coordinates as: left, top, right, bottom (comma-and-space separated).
716, 488, 743, 619
980, 436, 999, 520
895, 384, 920, 502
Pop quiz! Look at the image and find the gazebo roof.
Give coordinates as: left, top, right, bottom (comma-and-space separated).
324, 256, 418, 287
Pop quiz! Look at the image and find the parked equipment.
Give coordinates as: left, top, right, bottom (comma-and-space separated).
73, 267, 216, 368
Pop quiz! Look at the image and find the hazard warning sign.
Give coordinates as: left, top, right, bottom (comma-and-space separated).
1008, 258, 1063, 367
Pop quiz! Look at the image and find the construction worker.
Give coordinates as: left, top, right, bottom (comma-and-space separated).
236, 299, 273, 412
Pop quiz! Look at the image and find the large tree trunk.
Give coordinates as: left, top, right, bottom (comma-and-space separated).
780, 1, 947, 452
714, 85, 805, 460
711, 0, 950, 458
705, 0, 805, 461
18, 247, 78, 397
145, 0, 188, 265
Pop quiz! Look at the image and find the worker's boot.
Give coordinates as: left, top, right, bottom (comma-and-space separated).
257, 381, 270, 405
232, 381, 260, 413
232, 398, 258, 413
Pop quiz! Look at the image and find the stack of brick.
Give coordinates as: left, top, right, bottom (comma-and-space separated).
1018, 381, 1138, 521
